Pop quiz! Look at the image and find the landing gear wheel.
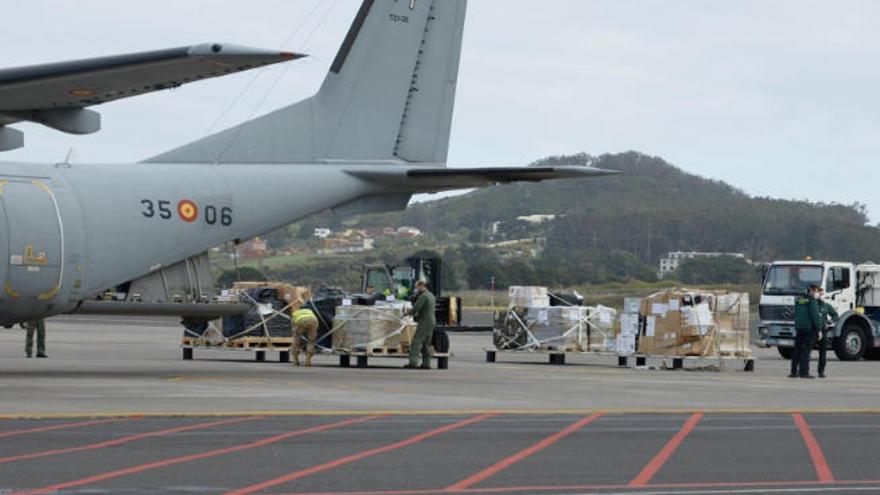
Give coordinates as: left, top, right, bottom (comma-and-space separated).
777, 347, 794, 360
834, 323, 867, 361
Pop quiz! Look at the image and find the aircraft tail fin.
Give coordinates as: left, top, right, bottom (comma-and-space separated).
147, 0, 467, 164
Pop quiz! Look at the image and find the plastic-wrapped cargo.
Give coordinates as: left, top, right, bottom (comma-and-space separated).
637, 289, 751, 358
857, 264, 880, 307
715, 292, 750, 356
493, 305, 616, 352
526, 306, 588, 351
508, 286, 550, 308
331, 303, 415, 352
584, 305, 618, 351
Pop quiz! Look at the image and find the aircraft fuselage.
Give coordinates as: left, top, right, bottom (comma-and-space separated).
0, 161, 401, 325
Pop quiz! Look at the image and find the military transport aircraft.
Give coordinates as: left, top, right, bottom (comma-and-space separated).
0, 0, 614, 326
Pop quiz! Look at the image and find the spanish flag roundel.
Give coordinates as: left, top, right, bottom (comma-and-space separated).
178, 200, 199, 223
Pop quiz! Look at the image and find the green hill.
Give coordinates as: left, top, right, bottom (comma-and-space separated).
258, 152, 879, 290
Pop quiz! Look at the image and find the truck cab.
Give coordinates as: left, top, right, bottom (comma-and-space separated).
758, 260, 880, 361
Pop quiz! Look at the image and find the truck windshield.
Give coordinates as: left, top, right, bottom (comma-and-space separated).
763, 265, 823, 295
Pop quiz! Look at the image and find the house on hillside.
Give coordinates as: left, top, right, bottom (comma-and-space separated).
237, 237, 268, 260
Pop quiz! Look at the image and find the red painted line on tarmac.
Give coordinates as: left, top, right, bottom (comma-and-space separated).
17, 415, 383, 495
793, 412, 835, 483
446, 413, 602, 492
628, 412, 703, 487
0, 417, 128, 439
0, 415, 257, 465
227, 414, 497, 495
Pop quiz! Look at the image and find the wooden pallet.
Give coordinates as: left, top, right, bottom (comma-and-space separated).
337, 346, 409, 356
486, 348, 628, 366
335, 350, 451, 370
226, 337, 293, 349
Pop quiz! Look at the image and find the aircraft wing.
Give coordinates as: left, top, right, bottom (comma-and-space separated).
0, 43, 304, 151
347, 166, 620, 193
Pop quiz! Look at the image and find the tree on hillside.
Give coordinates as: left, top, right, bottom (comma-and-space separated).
671, 256, 758, 285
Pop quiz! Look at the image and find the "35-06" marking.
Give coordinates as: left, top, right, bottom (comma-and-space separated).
140, 199, 232, 226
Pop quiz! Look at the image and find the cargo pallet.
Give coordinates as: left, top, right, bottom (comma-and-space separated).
634, 353, 755, 372
180, 336, 293, 363
485, 348, 631, 367
336, 349, 451, 369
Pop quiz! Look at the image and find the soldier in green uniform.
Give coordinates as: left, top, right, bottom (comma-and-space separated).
405, 280, 436, 370
790, 285, 821, 379
817, 288, 839, 379
24, 319, 47, 358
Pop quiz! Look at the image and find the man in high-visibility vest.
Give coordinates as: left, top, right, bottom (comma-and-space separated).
291, 307, 319, 367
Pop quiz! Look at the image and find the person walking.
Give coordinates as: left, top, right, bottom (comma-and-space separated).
790, 285, 821, 379
817, 288, 839, 379
24, 319, 47, 358
291, 307, 319, 367
405, 280, 436, 370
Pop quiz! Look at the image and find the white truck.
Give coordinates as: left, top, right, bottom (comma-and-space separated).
758, 260, 880, 361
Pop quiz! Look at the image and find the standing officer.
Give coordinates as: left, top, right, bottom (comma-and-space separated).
405, 280, 436, 370
817, 288, 839, 379
291, 307, 319, 367
790, 284, 821, 379
24, 319, 47, 358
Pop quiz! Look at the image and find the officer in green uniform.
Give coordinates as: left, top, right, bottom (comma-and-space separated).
790, 285, 821, 378
405, 280, 436, 370
24, 319, 47, 358
817, 289, 839, 379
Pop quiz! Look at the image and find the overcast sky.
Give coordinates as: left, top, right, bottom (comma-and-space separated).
3, 1, 880, 221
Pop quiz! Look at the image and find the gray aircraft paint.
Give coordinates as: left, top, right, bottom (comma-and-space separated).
148, 0, 465, 165
0, 0, 613, 326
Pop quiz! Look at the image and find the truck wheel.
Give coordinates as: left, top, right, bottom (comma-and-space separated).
834, 323, 868, 361
777, 347, 794, 360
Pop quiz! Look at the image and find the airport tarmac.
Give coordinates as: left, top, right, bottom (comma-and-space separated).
0, 412, 879, 494
0, 316, 878, 494
0, 315, 878, 416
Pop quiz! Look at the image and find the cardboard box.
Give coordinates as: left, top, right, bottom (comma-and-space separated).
508, 286, 550, 308
332, 305, 413, 351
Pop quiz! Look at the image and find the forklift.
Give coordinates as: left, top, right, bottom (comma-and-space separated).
360, 256, 491, 349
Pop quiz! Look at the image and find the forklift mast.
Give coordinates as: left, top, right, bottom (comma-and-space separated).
408, 257, 442, 298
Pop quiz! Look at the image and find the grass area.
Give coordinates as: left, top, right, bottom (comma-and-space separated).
212, 253, 312, 273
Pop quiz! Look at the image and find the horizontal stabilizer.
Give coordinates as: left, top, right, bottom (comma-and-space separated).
347, 166, 619, 193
